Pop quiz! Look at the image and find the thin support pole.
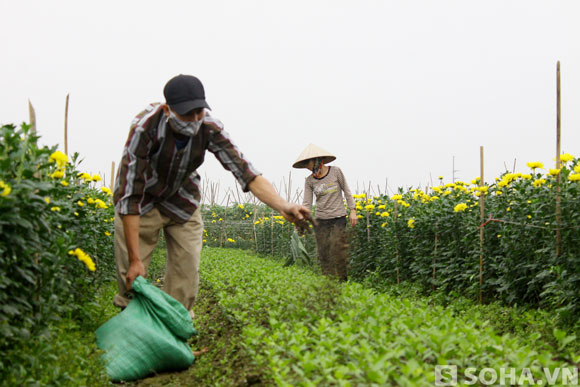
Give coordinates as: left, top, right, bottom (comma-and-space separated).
556, 61, 562, 258
64, 93, 69, 155
432, 222, 438, 291
479, 146, 485, 304
28, 100, 36, 133
393, 200, 400, 285
110, 161, 116, 189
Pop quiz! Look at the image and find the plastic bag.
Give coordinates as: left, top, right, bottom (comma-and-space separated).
95, 276, 197, 381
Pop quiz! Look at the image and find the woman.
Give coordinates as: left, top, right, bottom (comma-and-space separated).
293, 144, 357, 281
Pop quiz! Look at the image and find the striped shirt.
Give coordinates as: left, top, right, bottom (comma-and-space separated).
302, 166, 356, 220
114, 103, 260, 223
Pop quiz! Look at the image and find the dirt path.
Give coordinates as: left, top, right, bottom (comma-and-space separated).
124, 282, 269, 387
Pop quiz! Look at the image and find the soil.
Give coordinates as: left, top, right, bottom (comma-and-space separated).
122, 282, 271, 387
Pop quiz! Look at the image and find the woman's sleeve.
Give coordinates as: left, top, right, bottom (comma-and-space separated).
337, 167, 356, 210
302, 179, 313, 211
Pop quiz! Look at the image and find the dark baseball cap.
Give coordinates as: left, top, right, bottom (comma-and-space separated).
163, 74, 211, 114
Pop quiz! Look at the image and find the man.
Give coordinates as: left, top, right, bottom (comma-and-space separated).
113, 74, 311, 316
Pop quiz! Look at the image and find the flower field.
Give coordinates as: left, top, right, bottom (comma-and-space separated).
2, 120, 580, 385
203, 155, 580, 326
199, 247, 578, 386
0, 123, 115, 383
349, 157, 580, 324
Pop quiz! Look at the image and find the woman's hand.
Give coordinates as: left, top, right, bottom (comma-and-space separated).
349, 209, 358, 227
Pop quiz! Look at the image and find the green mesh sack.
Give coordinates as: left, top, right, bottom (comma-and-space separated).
96, 276, 197, 381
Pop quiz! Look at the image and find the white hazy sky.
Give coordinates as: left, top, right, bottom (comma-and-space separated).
2, 1, 580, 201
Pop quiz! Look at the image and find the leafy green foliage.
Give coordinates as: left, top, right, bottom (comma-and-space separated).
0, 123, 115, 379
349, 168, 580, 326
201, 202, 317, 260
201, 247, 578, 385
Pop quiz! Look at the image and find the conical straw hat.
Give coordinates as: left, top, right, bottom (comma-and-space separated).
292, 144, 336, 169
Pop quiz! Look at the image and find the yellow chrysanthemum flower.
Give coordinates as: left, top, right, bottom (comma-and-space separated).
92, 174, 102, 182
568, 174, 580, 182
60, 180, 69, 187
50, 206, 61, 212
49, 151, 68, 168
77, 200, 85, 207
549, 168, 561, 176
101, 187, 113, 195
50, 170, 64, 179
381, 211, 389, 218
454, 203, 468, 212
238, 204, 244, 209
68, 248, 96, 271
77, 172, 92, 181
532, 178, 546, 187
559, 153, 574, 163
94, 199, 108, 209
105, 231, 111, 236
0, 181, 11, 197
407, 218, 415, 229
377, 204, 386, 209
391, 194, 402, 201
44, 197, 51, 204
227, 238, 236, 243
364, 204, 375, 211
526, 161, 544, 170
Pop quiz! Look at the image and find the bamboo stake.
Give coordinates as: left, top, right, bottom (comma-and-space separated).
556, 61, 562, 258
219, 195, 230, 247
271, 207, 274, 256
110, 161, 116, 189
28, 100, 36, 133
479, 146, 485, 304
432, 222, 438, 291
393, 200, 400, 285
252, 202, 258, 251
64, 93, 69, 155
287, 170, 292, 202
365, 207, 371, 242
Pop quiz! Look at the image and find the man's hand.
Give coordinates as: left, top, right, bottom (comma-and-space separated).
349, 209, 358, 227
281, 203, 316, 234
126, 260, 146, 290
248, 176, 316, 232
279, 203, 310, 224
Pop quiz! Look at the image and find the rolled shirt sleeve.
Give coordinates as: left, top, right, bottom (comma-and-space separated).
114, 105, 156, 216
205, 116, 260, 192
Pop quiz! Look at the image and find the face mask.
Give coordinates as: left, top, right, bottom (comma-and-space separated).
167, 110, 203, 136
312, 158, 323, 177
